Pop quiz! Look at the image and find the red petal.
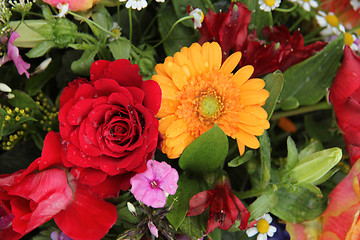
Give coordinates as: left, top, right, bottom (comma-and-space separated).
142, 80, 161, 114
54, 183, 117, 240
39, 132, 63, 170
187, 190, 212, 216
90, 60, 111, 81
103, 60, 143, 88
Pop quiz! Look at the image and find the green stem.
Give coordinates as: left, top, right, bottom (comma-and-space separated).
128, 8, 133, 43
275, 3, 298, 12
289, 15, 304, 32
270, 101, 332, 120
68, 11, 119, 40
153, 15, 194, 48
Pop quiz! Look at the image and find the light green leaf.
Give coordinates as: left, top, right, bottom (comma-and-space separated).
285, 136, 299, 171
248, 189, 278, 221
26, 41, 56, 58
259, 131, 271, 186
228, 150, 253, 168
108, 38, 131, 60
71, 49, 98, 76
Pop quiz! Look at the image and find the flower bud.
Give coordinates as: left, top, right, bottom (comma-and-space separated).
291, 147, 342, 184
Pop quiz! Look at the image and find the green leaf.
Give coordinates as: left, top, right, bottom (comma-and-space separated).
108, 38, 131, 60
25, 57, 60, 96
285, 136, 299, 171
208, 228, 221, 240
166, 175, 200, 230
179, 125, 228, 173
262, 71, 284, 119
157, 5, 198, 56
248, 189, 278, 221
9, 20, 47, 48
228, 150, 253, 167
91, 5, 113, 41
41, 4, 55, 22
271, 187, 326, 222
300, 183, 322, 197
242, 0, 272, 36
7, 90, 40, 111
179, 215, 204, 239
280, 96, 300, 110
71, 49, 98, 76
26, 41, 56, 58
31, 132, 44, 150
259, 131, 271, 186
0, 108, 6, 140
279, 34, 344, 107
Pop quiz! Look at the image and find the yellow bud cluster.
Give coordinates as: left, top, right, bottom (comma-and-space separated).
1, 130, 24, 151
35, 92, 59, 132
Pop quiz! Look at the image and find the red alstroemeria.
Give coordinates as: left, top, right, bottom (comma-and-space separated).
0, 132, 117, 240
198, 2, 251, 59
187, 175, 250, 234
329, 46, 360, 165
319, 160, 360, 239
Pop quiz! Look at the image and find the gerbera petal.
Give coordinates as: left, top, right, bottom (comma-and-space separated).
232, 65, 254, 87
239, 78, 265, 91
158, 114, 177, 133
173, 52, 196, 77
243, 106, 268, 119
220, 52, 242, 74
236, 139, 246, 155
239, 89, 269, 105
157, 99, 180, 118
189, 43, 207, 74
208, 42, 222, 70
166, 119, 187, 138
236, 130, 260, 149
238, 124, 265, 135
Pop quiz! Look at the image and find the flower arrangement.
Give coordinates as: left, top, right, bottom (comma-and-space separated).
0, 0, 359, 239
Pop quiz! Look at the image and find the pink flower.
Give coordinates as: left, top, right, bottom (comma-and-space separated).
148, 221, 158, 238
43, 0, 101, 12
130, 160, 179, 208
0, 32, 30, 78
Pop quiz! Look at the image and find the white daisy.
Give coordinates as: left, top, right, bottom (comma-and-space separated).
119, 0, 164, 11
258, 0, 281, 12
316, 11, 345, 36
189, 8, 204, 29
344, 32, 359, 51
246, 214, 277, 240
351, 0, 360, 11
289, 0, 318, 12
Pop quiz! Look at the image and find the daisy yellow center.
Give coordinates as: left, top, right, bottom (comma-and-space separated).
257, 219, 270, 234
344, 32, 354, 46
303, 0, 310, 2
325, 14, 339, 27
111, 28, 121, 36
264, 0, 276, 6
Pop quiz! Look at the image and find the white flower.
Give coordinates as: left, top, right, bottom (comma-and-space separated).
119, 0, 164, 11
56, 3, 69, 18
189, 8, 204, 29
316, 11, 345, 36
344, 32, 359, 52
258, 0, 281, 12
288, 0, 318, 12
351, 0, 360, 11
246, 214, 277, 240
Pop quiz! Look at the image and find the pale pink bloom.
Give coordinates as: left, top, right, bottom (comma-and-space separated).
130, 160, 178, 208
148, 221, 158, 238
0, 32, 30, 78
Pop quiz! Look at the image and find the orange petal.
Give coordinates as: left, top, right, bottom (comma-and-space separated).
240, 89, 270, 105
239, 78, 265, 91
155, 64, 168, 76
166, 118, 188, 138
238, 124, 265, 136
220, 52, 242, 74
236, 130, 260, 149
208, 42, 222, 70
157, 99, 179, 118
243, 106, 268, 119
232, 65, 254, 87
158, 114, 177, 134
236, 138, 245, 155
189, 43, 207, 74
172, 72, 188, 90
174, 52, 196, 77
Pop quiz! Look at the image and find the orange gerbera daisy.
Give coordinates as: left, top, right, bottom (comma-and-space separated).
152, 42, 270, 159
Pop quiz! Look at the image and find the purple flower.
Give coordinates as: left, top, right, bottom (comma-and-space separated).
0, 32, 30, 78
0, 204, 14, 230
50, 231, 73, 240
130, 160, 179, 208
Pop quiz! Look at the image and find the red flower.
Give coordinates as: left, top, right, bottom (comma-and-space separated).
58, 59, 161, 198
198, 2, 251, 59
0, 132, 117, 240
329, 46, 360, 165
186, 176, 250, 234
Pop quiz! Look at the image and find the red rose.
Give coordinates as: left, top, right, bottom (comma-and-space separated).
329, 46, 360, 165
58, 59, 161, 198
0, 132, 117, 240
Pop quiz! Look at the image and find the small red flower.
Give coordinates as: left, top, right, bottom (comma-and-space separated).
329, 46, 360, 165
0, 132, 117, 240
187, 176, 250, 234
